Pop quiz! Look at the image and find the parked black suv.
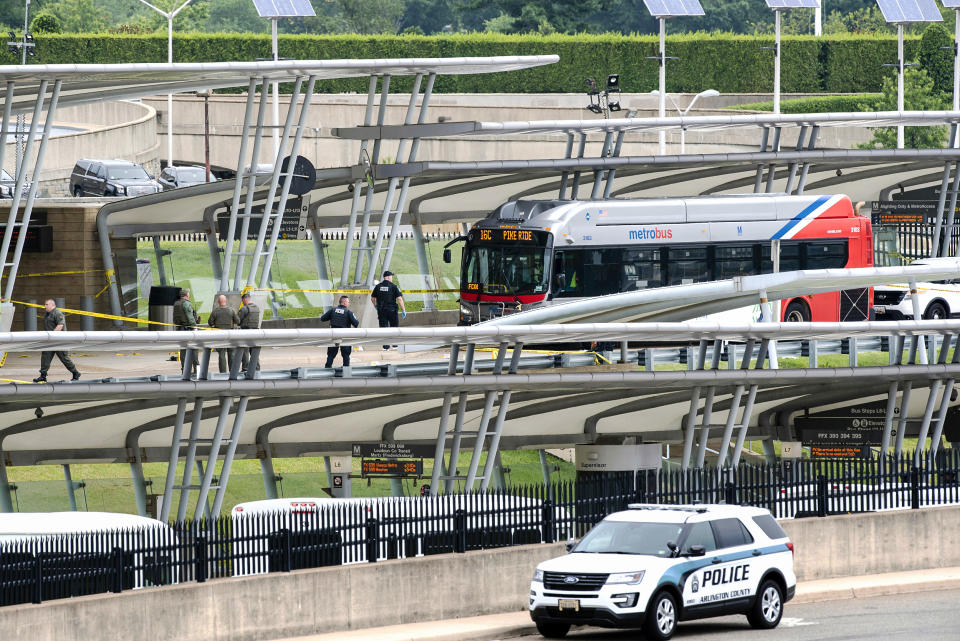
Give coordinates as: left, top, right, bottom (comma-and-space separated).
70, 159, 161, 197
158, 165, 217, 190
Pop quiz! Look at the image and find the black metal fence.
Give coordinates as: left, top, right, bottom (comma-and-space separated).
2, 449, 959, 608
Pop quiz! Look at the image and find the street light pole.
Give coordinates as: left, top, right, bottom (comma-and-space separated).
137, 0, 193, 169
650, 89, 718, 154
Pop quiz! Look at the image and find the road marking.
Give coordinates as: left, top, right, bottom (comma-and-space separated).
781, 617, 818, 628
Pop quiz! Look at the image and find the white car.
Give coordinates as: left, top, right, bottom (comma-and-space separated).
529, 504, 795, 640
873, 259, 960, 320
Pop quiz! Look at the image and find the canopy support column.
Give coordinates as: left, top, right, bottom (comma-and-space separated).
342, 76, 380, 286
430, 343, 460, 496
464, 342, 508, 490
480, 343, 523, 491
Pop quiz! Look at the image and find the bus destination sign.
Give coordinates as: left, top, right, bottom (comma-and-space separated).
476, 228, 537, 243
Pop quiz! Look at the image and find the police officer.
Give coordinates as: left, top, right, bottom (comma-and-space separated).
208, 294, 240, 373
370, 270, 406, 350
173, 288, 200, 376
34, 299, 81, 382
320, 295, 360, 367
237, 292, 261, 372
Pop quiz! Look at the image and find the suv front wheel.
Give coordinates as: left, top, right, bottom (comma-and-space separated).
644, 590, 678, 640
535, 620, 570, 639
748, 579, 783, 629
73, 186, 82, 197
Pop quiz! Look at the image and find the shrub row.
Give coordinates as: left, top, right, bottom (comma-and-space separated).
0, 32, 925, 94
730, 94, 886, 113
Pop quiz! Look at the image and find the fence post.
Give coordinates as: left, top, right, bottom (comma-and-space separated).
365, 518, 379, 563
911, 466, 921, 510
453, 509, 467, 553
111, 547, 124, 594
816, 474, 827, 517
541, 499, 555, 544
195, 536, 207, 583
32, 551, 42, 604
724, 479, 736, 506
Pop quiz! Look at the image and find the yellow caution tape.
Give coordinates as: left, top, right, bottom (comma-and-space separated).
1, 269, 107, 278
0, 376, 33, 384
4, 298, 216, 330
474, 346, 613, 366
250, 287, 459, 295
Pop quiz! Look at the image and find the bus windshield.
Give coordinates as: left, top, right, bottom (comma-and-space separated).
463, 243, 549, 296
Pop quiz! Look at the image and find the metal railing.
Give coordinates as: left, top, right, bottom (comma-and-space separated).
2, 449, 958, 607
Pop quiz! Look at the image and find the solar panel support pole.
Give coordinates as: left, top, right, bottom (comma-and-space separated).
774, 9, 781, 115
658, 17, 667, 156
341, 76, 378, 287
815, 4, 821, 36
898, 23, 905, 149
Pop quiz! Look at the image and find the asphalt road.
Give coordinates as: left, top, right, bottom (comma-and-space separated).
509, 588, 960, 640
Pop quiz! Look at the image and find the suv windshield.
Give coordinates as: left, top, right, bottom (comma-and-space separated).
107, 165, 150, 180
177, 167, 207, 182
574, 521, 683, 557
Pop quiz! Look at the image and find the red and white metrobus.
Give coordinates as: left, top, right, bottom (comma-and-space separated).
445, 193, 874, 324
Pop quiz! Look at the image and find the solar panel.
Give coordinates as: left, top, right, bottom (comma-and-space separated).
252, 0, 316, 18
642, 0, 705, 18
941, 0, 960, 7
765, 0, 820, 8
875, 0, 941, 23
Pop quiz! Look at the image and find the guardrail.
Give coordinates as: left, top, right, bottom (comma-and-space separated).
1, 449, 958, 607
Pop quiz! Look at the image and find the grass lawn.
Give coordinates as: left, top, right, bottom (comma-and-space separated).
6, 450, 575, 515
136, 237, 463, 319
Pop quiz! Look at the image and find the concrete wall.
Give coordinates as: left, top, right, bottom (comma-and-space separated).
3, 506, 958, 641
3, 101, 160, 197
0, 199, 135, 330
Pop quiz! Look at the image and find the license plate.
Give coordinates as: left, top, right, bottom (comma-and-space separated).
558, 599, 580, 612
874, 305, 886, 313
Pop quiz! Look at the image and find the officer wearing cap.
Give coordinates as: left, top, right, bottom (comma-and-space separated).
370, 270, 406, 350
237, 292, 261, 372
320, 295, 360, 367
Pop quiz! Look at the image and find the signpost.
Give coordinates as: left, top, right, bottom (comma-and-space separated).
797, 400, 899, 458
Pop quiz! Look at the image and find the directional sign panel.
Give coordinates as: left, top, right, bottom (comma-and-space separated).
642, 0, 705, 18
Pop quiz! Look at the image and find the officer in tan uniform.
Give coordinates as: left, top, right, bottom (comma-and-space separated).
208, 294, 240, 373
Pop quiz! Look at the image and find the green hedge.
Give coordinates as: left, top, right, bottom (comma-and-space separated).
0, 32, 920, 94
729, 93, 885, 113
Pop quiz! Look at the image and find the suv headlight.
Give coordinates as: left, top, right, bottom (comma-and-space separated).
607, 571, 645, 585
532, 568, 544, 582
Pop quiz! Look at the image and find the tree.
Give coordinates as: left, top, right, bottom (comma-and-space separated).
31, 12, 63, 34
858, 67, 948, 149
203, 0, 266, 33
401, 0, 458, 35
918, 23, 953, 98
824, 6, 893, 34
45, 0, 110, 33
332, 0, 404, 34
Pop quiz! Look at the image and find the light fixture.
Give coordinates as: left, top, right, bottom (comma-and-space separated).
607, 74, 620, 90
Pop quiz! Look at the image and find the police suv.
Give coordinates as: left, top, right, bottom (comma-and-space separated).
529, 504, 795, 640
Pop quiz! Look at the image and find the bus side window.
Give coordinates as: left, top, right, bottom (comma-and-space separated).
805, 241, 848, 269
555, 250, 583, 297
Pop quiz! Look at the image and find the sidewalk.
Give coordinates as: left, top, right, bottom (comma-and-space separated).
282, 567, 960, 641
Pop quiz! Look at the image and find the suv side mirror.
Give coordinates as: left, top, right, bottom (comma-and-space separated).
443, 248, 452, 263
565, 540, 576, 553
687, 545, 706, 557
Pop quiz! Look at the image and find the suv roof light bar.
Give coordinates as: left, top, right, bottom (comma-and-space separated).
627, 503, 708, 513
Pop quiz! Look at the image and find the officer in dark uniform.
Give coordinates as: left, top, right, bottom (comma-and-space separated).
172, 288, 200, 376
320, 295, 360, 367
237, 292, 261, 372
208, 294, 240, 373
370, 270, 406, 350
34, 298, 81, 382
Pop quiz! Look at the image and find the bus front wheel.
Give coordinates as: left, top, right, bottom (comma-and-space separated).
783, 300, 810, 323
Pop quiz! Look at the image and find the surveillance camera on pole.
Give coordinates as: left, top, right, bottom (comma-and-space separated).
584, 74, 622, 118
